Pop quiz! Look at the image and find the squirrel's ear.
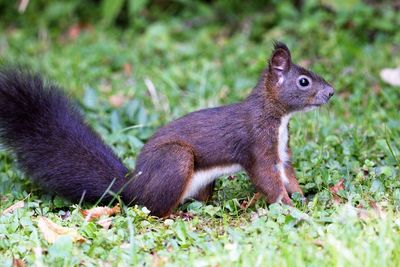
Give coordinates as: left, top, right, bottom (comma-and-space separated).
269, 42, 291, 81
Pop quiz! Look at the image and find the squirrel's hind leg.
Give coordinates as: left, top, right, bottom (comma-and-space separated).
131, 142, 195, 217
192, 181, 215, 202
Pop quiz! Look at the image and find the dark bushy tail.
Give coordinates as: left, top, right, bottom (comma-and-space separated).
0, 68, 129, 204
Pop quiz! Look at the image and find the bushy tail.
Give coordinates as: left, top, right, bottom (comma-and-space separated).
0, 68, 129, 204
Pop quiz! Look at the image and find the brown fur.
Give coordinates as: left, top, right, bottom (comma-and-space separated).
0, 43, 333, 218
193, 182, 215, 202
122, 42, 334, 217
284, 149, 303, 196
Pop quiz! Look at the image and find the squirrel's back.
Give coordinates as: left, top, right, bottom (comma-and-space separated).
0, 68, 128, 203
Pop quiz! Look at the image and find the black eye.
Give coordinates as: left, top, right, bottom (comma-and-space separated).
299, 77, 310, 87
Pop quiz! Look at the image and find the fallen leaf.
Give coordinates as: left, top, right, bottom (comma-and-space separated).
68, 24, 81, 40
81, 204, 120, 222
123, 63, 132, 76
37, 217, 85, 243
167, 245, 173, 252
372, 83, 382, 94
241, 192, 262, 209
370, 201, 387, 219
329, 178, 345, 204
168, 211, 194, 221
330, 178, 345, 194
151, 253, 164, 267
380, 67, 400, 86
356, 208, 370, 221
2, 200, 24, 215
13, 258, 26, 267
313, 239, 324, 248
240, 200, 248, 209
109, 94, 126, 107
331, 194, 344, 204
96, 217, 113, 230
176, 211, 194, 221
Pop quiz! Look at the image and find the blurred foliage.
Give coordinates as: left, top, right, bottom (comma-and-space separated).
0, 0, 399, 41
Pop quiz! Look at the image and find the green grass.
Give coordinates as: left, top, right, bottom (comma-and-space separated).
1, 2, 400, 266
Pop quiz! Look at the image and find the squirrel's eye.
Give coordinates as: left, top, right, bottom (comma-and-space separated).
299, 77, 310, 87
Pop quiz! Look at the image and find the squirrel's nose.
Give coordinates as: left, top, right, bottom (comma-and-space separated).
326, 86, 334, 98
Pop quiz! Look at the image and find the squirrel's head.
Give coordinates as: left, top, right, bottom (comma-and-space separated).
266, 42, 334, 113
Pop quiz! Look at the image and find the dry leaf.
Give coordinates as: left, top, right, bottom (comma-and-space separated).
330, 178, 345, 194
68, 24, 81, 40
329, 178, 345, 204
241, 192, 262, 209
177, 211, 194, 221
37, 217, 85, 243
81, 204, 121, 222
123, 63, 132, 76
372, 83, 382, 94
356, 208, 370, 221
109, 94, 126, 107
2, 200, 24, 215
13, 258, 26, 267
354, 203, 386, 221
168, 211, 194, 221
313, 239, 324, 248
96, 217, 113, 230
380, 68, 400, 86
370, 201, 387, 219
151, 253, 164, 267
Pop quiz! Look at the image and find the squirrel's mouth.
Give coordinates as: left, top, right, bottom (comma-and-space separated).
311, 93, 333, 107
305, 99, 328, 110
309, 101, 327, 108
313, 88, 335, 106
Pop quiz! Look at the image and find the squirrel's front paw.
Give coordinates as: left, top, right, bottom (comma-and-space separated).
274, 190, 293, 206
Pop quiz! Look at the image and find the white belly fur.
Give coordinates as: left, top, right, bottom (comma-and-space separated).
277, 114, 291, 185
181, 115, 291, 201
181, 164, 243, 201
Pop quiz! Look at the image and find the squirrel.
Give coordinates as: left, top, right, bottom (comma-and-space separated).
0, 42, 334, 217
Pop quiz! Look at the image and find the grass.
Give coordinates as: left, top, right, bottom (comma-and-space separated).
1, 2, 400, 266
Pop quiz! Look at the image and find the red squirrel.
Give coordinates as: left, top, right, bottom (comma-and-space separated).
0, 42, 334, 217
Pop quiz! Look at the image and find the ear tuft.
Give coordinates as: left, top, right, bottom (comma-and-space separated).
273, 41, 291, 56
269, 41, 291, 73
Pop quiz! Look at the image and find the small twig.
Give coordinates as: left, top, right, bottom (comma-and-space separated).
144, 78, 161, 109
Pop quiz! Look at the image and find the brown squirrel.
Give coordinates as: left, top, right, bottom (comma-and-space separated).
0, 42, 333, 217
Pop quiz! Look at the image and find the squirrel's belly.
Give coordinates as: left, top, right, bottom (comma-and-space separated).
181, 164, 243, 201
277, 114, 291, 185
